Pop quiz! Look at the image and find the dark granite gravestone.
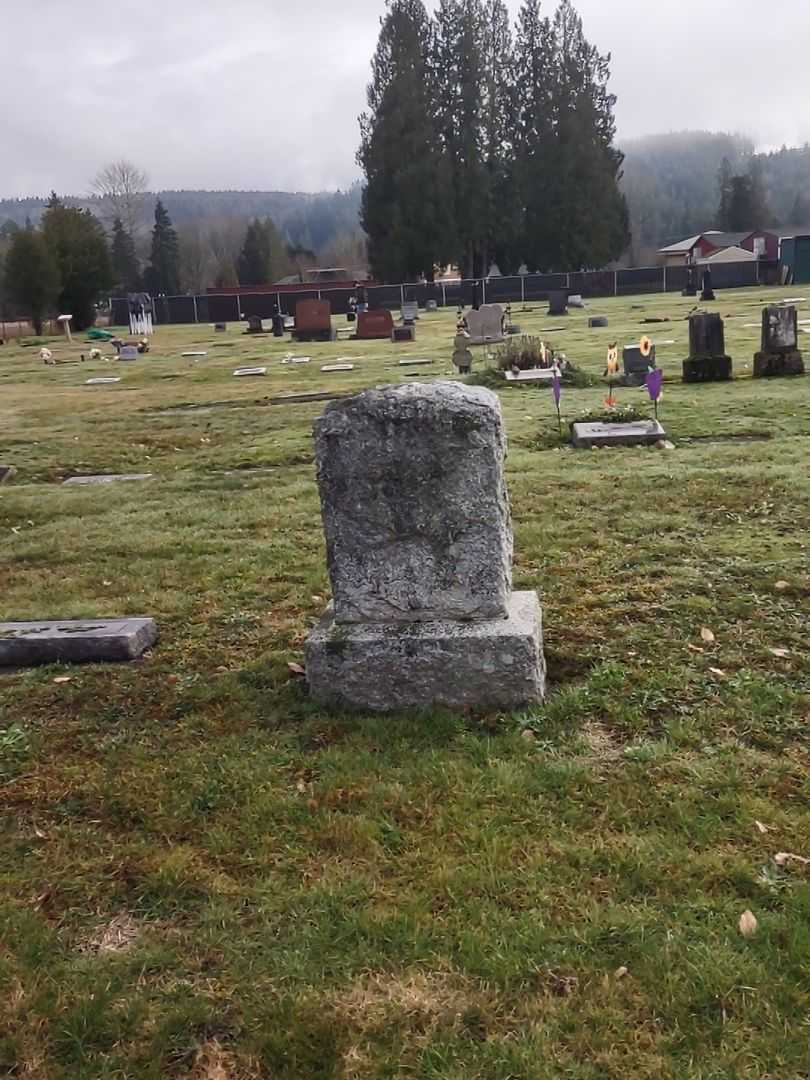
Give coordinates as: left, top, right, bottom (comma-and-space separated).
622, 344, 656, 386
754, 305, 805, 377
682, 266, 698, 297
683, 312, 733, 383
0, 618, 158, 666
356, 309, 395, 340
392, 325, 416, 342
293, 300, 335, 342
589, 316, 609, 328
700, 268, 716, 301
305, 382, 545, 711
271, 307, 285, 337
0, 465, 16, 484
547, 290, 568, 316
214, 322, 227, 332
245, 315, 265, 334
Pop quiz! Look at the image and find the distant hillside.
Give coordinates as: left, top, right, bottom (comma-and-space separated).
0, 185, 363, 253
621, 132, 810, 258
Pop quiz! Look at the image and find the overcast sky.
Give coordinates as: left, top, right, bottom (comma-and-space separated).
2, 0, 809, 199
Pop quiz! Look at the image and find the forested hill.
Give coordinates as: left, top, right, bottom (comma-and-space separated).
621, 132, 810, 257
0, 186, 363, 253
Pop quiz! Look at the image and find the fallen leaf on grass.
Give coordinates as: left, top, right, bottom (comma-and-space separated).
53, 676, 72, 684
774, 852, 810, 867
774, 581, 789, 591
33, 827, 49, 840
687, 644, 704, 653
708, 667, 727, 678
739, 910, 758, 938
768, 648, 790, 658
755, 820, 770, 835
614, 966, 628, 979
700, 627, 716, 644
287, 662, 306, 676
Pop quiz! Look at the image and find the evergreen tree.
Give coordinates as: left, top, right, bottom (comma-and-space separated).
359, 0, 452, 282
3, 226, 60, 335
540, 0, 629, 270
110, 217, 140, 293
237, 219, 272, 286
41, 196, 112, 330
790, 190, 810, 224
433, 0, 488, 277
513, 0, 556, 270
717, 157, 733, 229
144, 200, 180, 295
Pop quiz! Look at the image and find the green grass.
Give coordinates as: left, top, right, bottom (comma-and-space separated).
1, 289, 810, 1078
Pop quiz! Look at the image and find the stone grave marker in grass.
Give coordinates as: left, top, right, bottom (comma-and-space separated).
754, 305, 805, 377
0, 618, 158, 667
356, 309, 394, 340
465, 305, 504, 345
233, 367, 267, 377
85, 377, 122, 385
683, 312, 733, 383
305, 381, 546, 711
622, 340, 655, 386
0, 465, 17, 484
63, 473, 153, 486
293, 300, 335, 342
321, 363, 355, 372
571, 419, 667, 448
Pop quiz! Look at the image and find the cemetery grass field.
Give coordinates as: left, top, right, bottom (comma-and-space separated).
2, 287, 810, 1079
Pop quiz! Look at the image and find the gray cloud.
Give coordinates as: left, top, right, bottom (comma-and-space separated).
1, 0, 808, 198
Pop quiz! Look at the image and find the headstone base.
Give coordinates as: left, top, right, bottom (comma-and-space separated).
571, 420, 666, 448
0, 618, 158, 667
682, 356, 733, 383
293, 329, 337, 342
305, 591, 545, 712
753, 351, 805, 377
392, 326, 416, 342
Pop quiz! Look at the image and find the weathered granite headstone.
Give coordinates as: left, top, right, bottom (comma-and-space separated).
118, 345, 138, 361
293, 300, 335, 342
357, 308, 395, 340
0, 618, 158, 666
215, 322, 227, 332
465, 304, 504, 345
589, 316, 609, 328
754, 305, 805, 377
547, 290, 568, 316
233, 366, 267, 377
0, 465, 17, 484
401, 302, 419, 325
305, 382, 545, 711
245, 315, 265, 334
622, 344, 656, 386
426, 299, 438, 312
683, 312, 732, 382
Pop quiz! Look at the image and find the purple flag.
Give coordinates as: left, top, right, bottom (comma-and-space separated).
646, 367, 663, 402
552, 367, 562, 407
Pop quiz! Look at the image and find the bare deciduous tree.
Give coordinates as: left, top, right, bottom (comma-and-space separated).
91, 160, 149, 237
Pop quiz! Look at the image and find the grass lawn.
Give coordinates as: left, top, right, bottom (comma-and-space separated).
1, 287, 810, 1079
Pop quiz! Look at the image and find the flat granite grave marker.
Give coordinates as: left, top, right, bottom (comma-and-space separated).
683, 312, 733, 383
392, 325, 416, 342
504, 368, 555, 384
398, 358, 433, 366
305, 382, 545, 711
118, 345, 138, 361
0, 618, 158, 667
0, 465, 17, 484
321, 363, 355, 372
754, 305, 805, 377
85, 377, 121, 385
571, 420, 666, 448
233, 366, 268, 377
357, 309, 395, 340
465, 304, 504, 345
63, 473, 153, 486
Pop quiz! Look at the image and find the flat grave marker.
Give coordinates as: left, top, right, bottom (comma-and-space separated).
571, 420, 666, 449
321, 363, 355, 372
85, 377, 121, 385
233, 366, 267, 377
63, 473, 153, 487
0, 618, 158, 667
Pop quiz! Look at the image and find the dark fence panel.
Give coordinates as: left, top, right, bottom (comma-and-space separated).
484, 276, 522, 303
320, 287, 353, 316
163, 296, 197, 324
367, 284, 403, 310
523, 273, 567, 301
207, 295, 242, 323
709, 261, 759, 289
238, 292, 278, 319
618, 266, 664, 295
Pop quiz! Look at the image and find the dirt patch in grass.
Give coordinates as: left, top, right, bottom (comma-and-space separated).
76, 912, 141, 954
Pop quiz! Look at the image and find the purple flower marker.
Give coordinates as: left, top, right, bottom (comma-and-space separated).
646, 367, 663, 420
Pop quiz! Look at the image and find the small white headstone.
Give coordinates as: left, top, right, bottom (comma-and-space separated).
118, 345, 138, 361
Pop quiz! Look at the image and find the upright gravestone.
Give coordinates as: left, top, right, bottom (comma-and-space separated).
305, 382, 546, 711
754, 305, 805, 377
622, 344, 656, 386
547, 290, 568, 316
357, 309, 395, 340
683, 312, 733, 383
465, 304, 504, 345
293, 300, 335, 342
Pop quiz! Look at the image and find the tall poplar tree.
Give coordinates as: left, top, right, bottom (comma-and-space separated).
358, 0, 451, 282
144, 200, 180, 295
